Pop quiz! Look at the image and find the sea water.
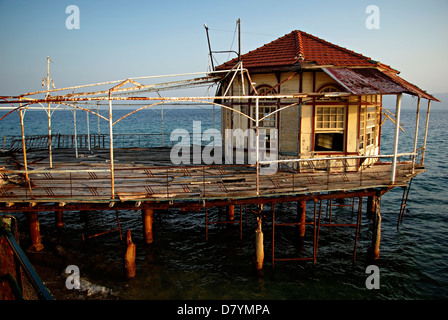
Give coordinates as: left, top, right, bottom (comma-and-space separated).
1, 107, 447, 300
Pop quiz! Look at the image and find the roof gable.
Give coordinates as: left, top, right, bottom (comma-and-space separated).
215, 30, 378, 70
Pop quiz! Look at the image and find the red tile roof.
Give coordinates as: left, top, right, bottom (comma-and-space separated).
214, 29, 438, 101
215, 30, 379, 70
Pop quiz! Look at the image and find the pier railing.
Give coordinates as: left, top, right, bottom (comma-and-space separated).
0, 152, 422, 202
2, 133, 175, 151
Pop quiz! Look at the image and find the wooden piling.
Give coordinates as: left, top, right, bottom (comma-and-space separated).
142, 209, 154, 244
297, 201, 306, 237
124, 229, 136, 279
55, 211, 64, 229
369, 197, 381, 260
28, 211, 44, 252
255, 216, 264, 271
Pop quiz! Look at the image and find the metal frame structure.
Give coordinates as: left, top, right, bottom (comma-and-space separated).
0, 59, 433, 202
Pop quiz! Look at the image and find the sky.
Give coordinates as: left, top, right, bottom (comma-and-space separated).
0, 0, 447, 100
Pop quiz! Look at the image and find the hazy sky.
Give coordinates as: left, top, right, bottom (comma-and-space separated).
1, 0, 447, 96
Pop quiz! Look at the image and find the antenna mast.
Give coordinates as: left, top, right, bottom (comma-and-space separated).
204, 24, 214, 71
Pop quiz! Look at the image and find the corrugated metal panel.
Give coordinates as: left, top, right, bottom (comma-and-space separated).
323, 68, 439, 101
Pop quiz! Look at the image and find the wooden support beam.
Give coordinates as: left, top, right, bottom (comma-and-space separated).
142, 208, 154, 244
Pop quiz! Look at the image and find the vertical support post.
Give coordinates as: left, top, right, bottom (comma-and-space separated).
353, 196, 363, 263
391, 93, 402, 183
422, 100, 431, 165
142, 208, 154, 244
86, 108, 91, 152
18, 105, 33, 198
297, 201, 306, 237
412, 97, 421, 172
28, 211, 44, 251
369, 196, 381, 260
204, 23, 214, 71
271, 204, 275, 269
367, 195, 376, 219
226, 205, 235, 221
55, 211, 63, 229
45, 56, 53, 168
108, 91, 115, 199
313, 199, 318, 266
73, 109, 78, 158
255, 97, 260, 195
47, 110, 52, 168
205, 208, 209, 241
255, 215, 264, 271
124, 229, 136, 279
161, 104, 164, 147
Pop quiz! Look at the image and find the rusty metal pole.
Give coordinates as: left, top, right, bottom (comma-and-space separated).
86, 107, 91, 152
46, 57, 53, 168
55, 211, 63, 229
108, 91, 115, 199
298, 201, 306, 237
422, 100, 431, 165
255, 97, 260, 195
226, 205, 235, 221
391, 93, 402, 183
255, 215, 264, 271
367, 195, 376, 220
142, 208, 154, 244
369, 196, 381, 260
18, 104, 33, 199
47, 111, 53, 168
412, 97, 421, 173
124, 229, 136, 279
28, 211, 44, 252
73, 108, 78, 158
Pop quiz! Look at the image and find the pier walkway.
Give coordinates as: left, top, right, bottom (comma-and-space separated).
0, 147, 423, 208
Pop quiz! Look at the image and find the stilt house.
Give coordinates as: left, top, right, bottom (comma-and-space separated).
214, 30, 438, 173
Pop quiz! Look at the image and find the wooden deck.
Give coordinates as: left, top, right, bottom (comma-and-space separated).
0, 147, 423, 205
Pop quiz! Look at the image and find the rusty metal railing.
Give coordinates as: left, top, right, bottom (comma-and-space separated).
0, 215, 54, 300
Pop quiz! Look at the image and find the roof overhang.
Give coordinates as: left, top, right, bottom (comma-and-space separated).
322, 67, 439, 101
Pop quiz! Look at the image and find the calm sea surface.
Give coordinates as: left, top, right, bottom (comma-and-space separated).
1, 107, 447, 300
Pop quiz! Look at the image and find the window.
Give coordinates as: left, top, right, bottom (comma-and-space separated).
317, 85, 347, 102
360, 105, 378, 150
250, 86, 277, 128
315, 106, 345, 152
316, 106, 344, 130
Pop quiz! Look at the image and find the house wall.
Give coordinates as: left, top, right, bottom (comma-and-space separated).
219, 70, 382, 170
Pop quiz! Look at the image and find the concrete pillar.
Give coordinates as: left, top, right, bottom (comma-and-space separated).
297, 201, 306, 237
28, 211, 44, 251
369, 197, 381, 260
255, 216, 264, 271
142, 209, 154, 244
55, 211, 64, 229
